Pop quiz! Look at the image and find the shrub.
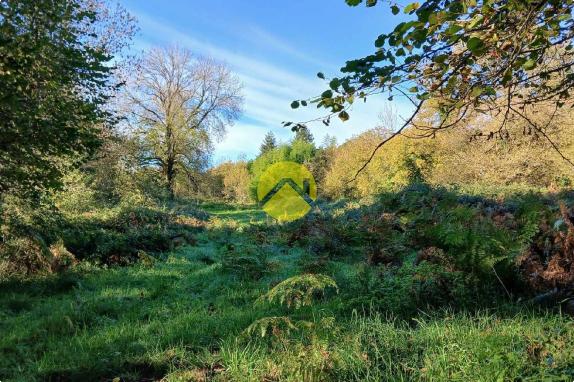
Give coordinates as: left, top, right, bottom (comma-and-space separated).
59, 204, 199, 265
208, 161, 252, 203
0, 196, 65, 277
297, 252, 329, 274
423, 204, 512, 275
0, 236, 52, 277
53, 170, 97, 214
285, 213, 354, 258
345, 261, 479, 317
49, 240, 77, 272
110, 205, 172, 231
518, 201, 574, 295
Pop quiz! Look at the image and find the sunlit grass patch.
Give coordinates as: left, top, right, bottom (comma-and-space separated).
1, 202, 573, 381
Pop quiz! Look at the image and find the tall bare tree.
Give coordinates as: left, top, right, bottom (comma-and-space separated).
126, 46, 243, 198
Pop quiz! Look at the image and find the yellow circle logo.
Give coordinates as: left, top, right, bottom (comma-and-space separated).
257, 161, 317, 221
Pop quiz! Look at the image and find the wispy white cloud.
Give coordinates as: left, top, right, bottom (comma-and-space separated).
242, 25, 335, 71
132, 11, 414, 163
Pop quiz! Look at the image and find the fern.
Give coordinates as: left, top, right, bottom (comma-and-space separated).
244, 316, 299, 338
257, 274, 338, 309
430, 205, 512, 275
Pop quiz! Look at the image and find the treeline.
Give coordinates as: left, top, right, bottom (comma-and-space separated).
204, 102, 574, 204
53, 99, 574, 210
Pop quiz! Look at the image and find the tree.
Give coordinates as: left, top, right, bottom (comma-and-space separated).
294, 126, 315, 144
126, 47, 243, 199
323, 129, 413, 198
248, 139, 317, 200
321, 100, 574, 199
309, 135, 338, 193
421, 101, 574, 188
0, 0, 136, 199
321, 134, 338, 150
292, 0, 574, 177
209, 161, 251, 203
260, 131, 277, 155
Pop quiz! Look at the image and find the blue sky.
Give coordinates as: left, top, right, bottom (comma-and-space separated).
119, 0, 413, 163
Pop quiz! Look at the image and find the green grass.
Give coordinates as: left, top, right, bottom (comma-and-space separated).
201, 202, 266, 224
1, 204, 573, 381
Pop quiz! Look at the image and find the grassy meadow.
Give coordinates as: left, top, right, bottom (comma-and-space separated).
2, 193, 574, 382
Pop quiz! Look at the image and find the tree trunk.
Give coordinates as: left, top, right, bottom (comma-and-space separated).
165, 157, 176, 200
165, 124, 176, 200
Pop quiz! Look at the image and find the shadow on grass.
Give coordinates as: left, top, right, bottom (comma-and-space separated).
3, 185, 574, 380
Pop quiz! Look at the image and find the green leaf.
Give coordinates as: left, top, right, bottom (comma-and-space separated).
391, 5, 400, 15
317, 72, 325, 79
446, 24, 464, 35
345, 0, 362, 6
404, 2, 420, 14
466, 37, 484, 54
375, 34, 386, 48
484, 87, 496, 96
329, 78, 340, 90
291, 101, 300, 109
338, 110, 350, 122
523, 59, 537, 71
321, 90, 333, 99
470, 87, 483, 97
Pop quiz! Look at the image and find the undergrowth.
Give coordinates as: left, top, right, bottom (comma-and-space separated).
1, 185, 573, 381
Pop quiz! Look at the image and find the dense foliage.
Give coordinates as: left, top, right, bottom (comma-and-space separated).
0, 0, 135, 198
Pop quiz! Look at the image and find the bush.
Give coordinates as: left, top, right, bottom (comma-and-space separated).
0, 236, 52, 277
285, 212, 355, 258
49, 239, 77, 272
0, 196, 66, 277
342, 261, 480, 317
59, 204, 199, 265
